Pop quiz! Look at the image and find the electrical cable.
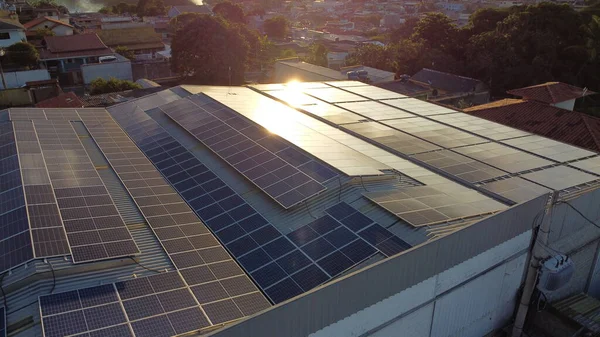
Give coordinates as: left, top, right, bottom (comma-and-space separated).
556, 200, 600, 231
304, 201, 316, 219
48, 261, 56, 295
128, 257, 163, 274
359, 176, 369, 192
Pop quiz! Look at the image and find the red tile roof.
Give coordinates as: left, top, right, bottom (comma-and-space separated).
35, 92, 84, 108
464, 99, 600, 152
40, 33, 113, 60
24, 16, 73, 30
507, 82, 595, 104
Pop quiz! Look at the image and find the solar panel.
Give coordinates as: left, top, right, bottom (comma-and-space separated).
335, 85, 408, 100
39, 272, 217, 337
453, 142, 554, 174
411, 150, 507, 183
479, 177, 551, 203
343, 122, 441, 155
160, 96, 328, 209
428, 113, 530, 141
501, 135, 596, 162
383, 98, 456, 116
383, 118, 487, 149
267, 90, 365, 125
199, 87, 389, 177
12, 121, 71, 259
78, 109, 272, 311
519, 165, 599, 190
364, 186, 505, 227
30, 120, 139, 263
303, 87, 368, 103
325, 81, 370, 88
8, 108, 46, 120
0, 307, 5, 337
570, 156, 600, 175
336, 101, 416, 121
0, 122, 33, 273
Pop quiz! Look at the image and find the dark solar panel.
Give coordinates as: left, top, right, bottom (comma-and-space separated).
0, 307, 5, 337
411, 150, 507, 183
161, 95, 331, 209
28, 119, 138, 263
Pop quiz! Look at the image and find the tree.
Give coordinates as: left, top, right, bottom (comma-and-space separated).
115, 46, 135, 60
171, 15, 248, 85
346, 44, 396, 71
232, 24, 274, 70
90, 78, 142, 95
411, 13, 457, 50
468, 7, 510, 35
99, 6, 113, 14
169, 12, 204, 32
137, 0, 166, 16
263, 16, 289, 39
279, 48, 296, 58
114, 2, 136, 14
30, 0, 58, 8
388, 17, 419, 43
304, 42, 328, 67
6, 42, 39, 69
35, 28, 55, 39
213, 1, 247, 24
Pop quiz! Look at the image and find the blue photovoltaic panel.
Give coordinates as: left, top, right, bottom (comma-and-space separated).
79, 108, 271, 318
40, 272, 215, 337
160, 95, 333, 209
0, 122, 33, 273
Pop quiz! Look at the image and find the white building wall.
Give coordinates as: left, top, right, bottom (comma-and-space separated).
81, 57, 133, 85
0, 30, 26, 48
309, 230, 531, 337
0, 69, 50, 89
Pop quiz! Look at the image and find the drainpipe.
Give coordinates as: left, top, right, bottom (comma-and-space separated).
512, 190, 560, 337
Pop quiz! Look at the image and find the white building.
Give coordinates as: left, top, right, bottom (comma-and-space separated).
23, 16, 73, 37
0, 13, 25, 47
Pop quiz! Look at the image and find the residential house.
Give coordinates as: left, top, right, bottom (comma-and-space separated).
0, 10, 25, 48
435, 2, 466, 11
506, 81, 594, 111
409, 68, 490, 105
381, 13, 404, 28
70, 13, 102, 30
375, 76, 432, 100
24, 16, 73, 39
39, 33, 114, 85
167, 5, 212, 18
97, 26, 165, 60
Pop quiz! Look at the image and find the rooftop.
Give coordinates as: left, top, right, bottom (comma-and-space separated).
507, 81, 596, 104
464, 99, 600, 153
170, 5, 212, 15
1, 81, 599, 337
40, 33, 113, 60
411, 68, 486, 93
35, 92, 85, 108
97, 26, 164, 51
23, 16, 73, 30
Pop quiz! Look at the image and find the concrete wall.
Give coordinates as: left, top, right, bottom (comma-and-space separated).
0, 88, 32, 106
0, 69, 51, 89
0, 29, 26, 48
81, 55, 133, 84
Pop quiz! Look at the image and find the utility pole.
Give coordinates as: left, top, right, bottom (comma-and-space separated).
512, 190, 560, 337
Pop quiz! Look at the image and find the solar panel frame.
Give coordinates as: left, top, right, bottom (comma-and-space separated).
478, 177, 552, 203
0, 307, 5, 337
501, 135, 596, 163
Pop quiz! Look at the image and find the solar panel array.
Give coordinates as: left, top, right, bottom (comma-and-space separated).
31, 120, 139, 263
571, 156, 600, 175
343, 122, 441, 155
77, 109, 271, 316
411, 150, 506, 183
453, 143, 554, 173
336, 101, 415, 121
478, 177, 552, 203
382, 118, 487, 149
501, 135, 596, 163
0, 122, 34, 273
12, 121, 71, 259
427, 113, 530, 141
161, 95, 331, 209
40, 272, 241, 337
364, 186, 504, 227
0, 307, 5, 337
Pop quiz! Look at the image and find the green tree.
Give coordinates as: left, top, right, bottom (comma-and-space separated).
263, 16, 289, 39
346, 44, 396, 71
6, 42, 39, 69
115, 46, 135, 60
467, 7, 510, 35
171, 15, 248, 84
213, 1, 247, 24
304, 42, 328, 67
411, 13, 457, 50
137, 0, 166, 16
279, 48, 297, 58
35, 28, 55, 39
30, 0, 58, 8
388, 17, 419, 43
169, 12, 204, 32
99, 6, 113, 14
90, 78, 142, 95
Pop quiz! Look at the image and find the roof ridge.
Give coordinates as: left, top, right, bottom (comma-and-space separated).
545, 84, 557, 103
581, 114, 600, 152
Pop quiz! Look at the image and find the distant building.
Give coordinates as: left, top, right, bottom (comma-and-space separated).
340, 65, 395, 83
24, 16, 73, 38
506, 81, 593, 111
97, 26, 165, 60
410, 68, 490, 105
435, 2, 466, 11
167, 5, 212, 18
0, 10, 25, 47
375, 77, 432, 99
380, 13, 404, 28
35, 91, 84, 108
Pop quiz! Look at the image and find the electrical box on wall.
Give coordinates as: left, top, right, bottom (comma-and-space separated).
537, 254, 574, 293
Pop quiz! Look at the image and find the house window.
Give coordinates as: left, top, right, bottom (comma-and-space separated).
0, 33, 10, 40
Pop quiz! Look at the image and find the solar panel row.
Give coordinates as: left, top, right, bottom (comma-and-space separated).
161, 95, 333, 209
77, 110, 271, 321
12, 121, 71, 259
39, 272, 217, 337
31, 120, 139, 263
0, 122, 33, 273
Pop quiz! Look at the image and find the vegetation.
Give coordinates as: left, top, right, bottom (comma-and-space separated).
35, 28, 55, 39
263, 16, 289, 39
6, 42, 39, 69
213, 1, 247, 24
115, 46, 135, 60
90, 77, 142, 95
171, 15, 248, 85
347, 3, 600, 96
136, 0, 166, 16
304, 42, 328, 67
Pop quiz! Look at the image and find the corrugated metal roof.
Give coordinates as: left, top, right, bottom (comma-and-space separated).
553, 293, 600, 333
